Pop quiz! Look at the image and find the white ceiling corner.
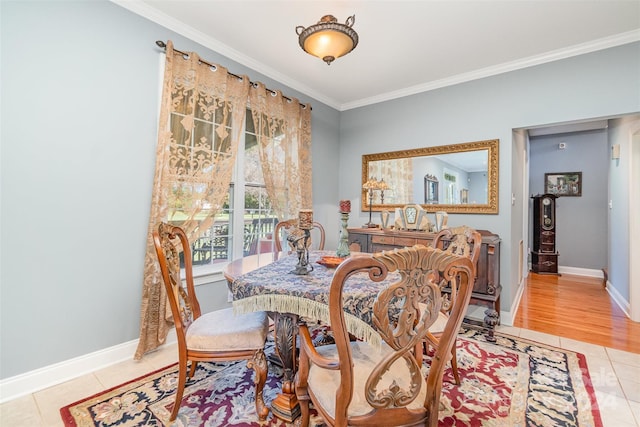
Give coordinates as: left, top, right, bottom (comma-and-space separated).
114, 0, 640, 111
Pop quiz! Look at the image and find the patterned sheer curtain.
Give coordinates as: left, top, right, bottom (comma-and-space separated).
368, 158, 413, 204
248, 82, 312, 219
135, 41, 250, 359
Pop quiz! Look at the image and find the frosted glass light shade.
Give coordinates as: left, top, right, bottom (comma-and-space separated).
296, 15, 358, 65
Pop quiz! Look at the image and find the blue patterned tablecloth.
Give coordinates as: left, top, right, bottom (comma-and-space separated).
230, 250, 399, 344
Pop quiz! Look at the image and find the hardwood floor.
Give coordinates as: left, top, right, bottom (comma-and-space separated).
514, 272, 640, 354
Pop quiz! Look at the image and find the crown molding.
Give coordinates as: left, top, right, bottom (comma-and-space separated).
111, 1, 639, 112
342, 30, 640, 111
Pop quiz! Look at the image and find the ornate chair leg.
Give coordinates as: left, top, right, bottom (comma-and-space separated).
294, 339, 311, 427
247, 349, 269, 421
170, 358, 188, 421
188, 361, 197, 378
450, 344, 460, 385
296, 388, 310, 427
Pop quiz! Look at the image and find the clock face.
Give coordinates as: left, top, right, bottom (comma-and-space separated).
541, 197, 553, 230
405, 206, 417, 223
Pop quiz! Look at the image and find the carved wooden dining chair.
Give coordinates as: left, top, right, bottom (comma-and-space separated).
295, 245, 474, 427
425, 225, 481, 385
153, 222, 270, 422
274, 219, 326, 252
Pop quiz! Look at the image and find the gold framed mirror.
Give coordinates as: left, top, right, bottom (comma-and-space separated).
361, 139, 499, 214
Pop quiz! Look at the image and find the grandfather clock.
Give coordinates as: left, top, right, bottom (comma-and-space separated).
531, 193, 559, 275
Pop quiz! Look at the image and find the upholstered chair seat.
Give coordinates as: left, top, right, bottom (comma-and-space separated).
426, 311, 448, 335
185, 308, 268, 351
308, 341, 428, 418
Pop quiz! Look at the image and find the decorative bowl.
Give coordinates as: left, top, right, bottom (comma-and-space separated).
316, 256, 346, 268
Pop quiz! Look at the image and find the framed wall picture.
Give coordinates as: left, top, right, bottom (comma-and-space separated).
424, 174, 439, 204
544, 172, 582, 197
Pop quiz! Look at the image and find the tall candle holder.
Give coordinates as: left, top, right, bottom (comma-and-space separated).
378, 178, 389, 204
362, 177, 380, 228
291, 209, 314, 275
336, 200, 351, 257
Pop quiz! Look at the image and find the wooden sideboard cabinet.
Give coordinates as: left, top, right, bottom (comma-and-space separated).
348, 227, 501, 332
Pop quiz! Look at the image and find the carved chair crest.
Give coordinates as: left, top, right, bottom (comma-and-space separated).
157, 223, 194, 328
432, 225, 480, 312
364, 246, 467, 409
275, 219, 325, 251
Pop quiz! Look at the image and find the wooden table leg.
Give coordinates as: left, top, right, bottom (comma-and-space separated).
270, 312, 301, 422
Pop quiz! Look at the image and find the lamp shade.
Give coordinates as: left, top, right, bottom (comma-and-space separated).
362, 177, 379, 190
296, 15, 358, 65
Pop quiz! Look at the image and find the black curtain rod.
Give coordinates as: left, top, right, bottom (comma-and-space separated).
155, 40, 310, 110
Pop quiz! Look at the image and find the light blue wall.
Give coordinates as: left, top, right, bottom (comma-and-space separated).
2, 0, 639, 382
468, 172, 488, 204
607, 115, 640, 302
529, 130, 609, 269
339, 42, 640, 322
0, 1, 340, 379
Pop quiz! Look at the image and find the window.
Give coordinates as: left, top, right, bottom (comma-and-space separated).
443, 169, 459, 204
170, 109, 277, 274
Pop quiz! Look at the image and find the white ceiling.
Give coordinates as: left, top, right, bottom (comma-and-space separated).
116, 1, 640, 111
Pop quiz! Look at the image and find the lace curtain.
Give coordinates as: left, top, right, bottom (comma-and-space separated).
135, 41, 251, 359
368, 158, 413, 204
249, 82, 312, 219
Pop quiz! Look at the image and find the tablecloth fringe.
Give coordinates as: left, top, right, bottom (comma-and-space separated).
233, 294, 381, 348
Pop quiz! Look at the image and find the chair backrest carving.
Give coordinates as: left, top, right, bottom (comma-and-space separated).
431, 225, 481, 312
431, 225, 481, 266
328, 245, 474, 425
153, 223, 201, 340
274, 219, 325, 252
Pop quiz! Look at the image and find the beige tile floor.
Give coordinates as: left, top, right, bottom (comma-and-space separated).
1, 326, 639, 426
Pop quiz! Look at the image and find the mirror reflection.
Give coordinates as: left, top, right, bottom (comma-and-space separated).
361, 139, 499, 214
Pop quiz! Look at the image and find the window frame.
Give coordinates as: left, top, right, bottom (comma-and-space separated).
187, 108, 276, 279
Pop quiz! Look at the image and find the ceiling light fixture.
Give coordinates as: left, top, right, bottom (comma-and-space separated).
295, 15, 358, 65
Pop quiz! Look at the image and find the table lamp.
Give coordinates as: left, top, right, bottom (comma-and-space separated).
362, 177, 380, 228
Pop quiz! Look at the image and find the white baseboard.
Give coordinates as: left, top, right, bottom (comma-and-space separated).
500, 309, 514, 327
558, 266, 604, 278
606, 280, 632, 318
0, 331, 177, 404
502, 275, 527, 327
526, 261, 604, 279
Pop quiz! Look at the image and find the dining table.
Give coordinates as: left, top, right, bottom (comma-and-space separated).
223, 249, 400, 422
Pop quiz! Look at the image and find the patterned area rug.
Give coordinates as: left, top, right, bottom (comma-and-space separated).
60, 328, 602, 427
